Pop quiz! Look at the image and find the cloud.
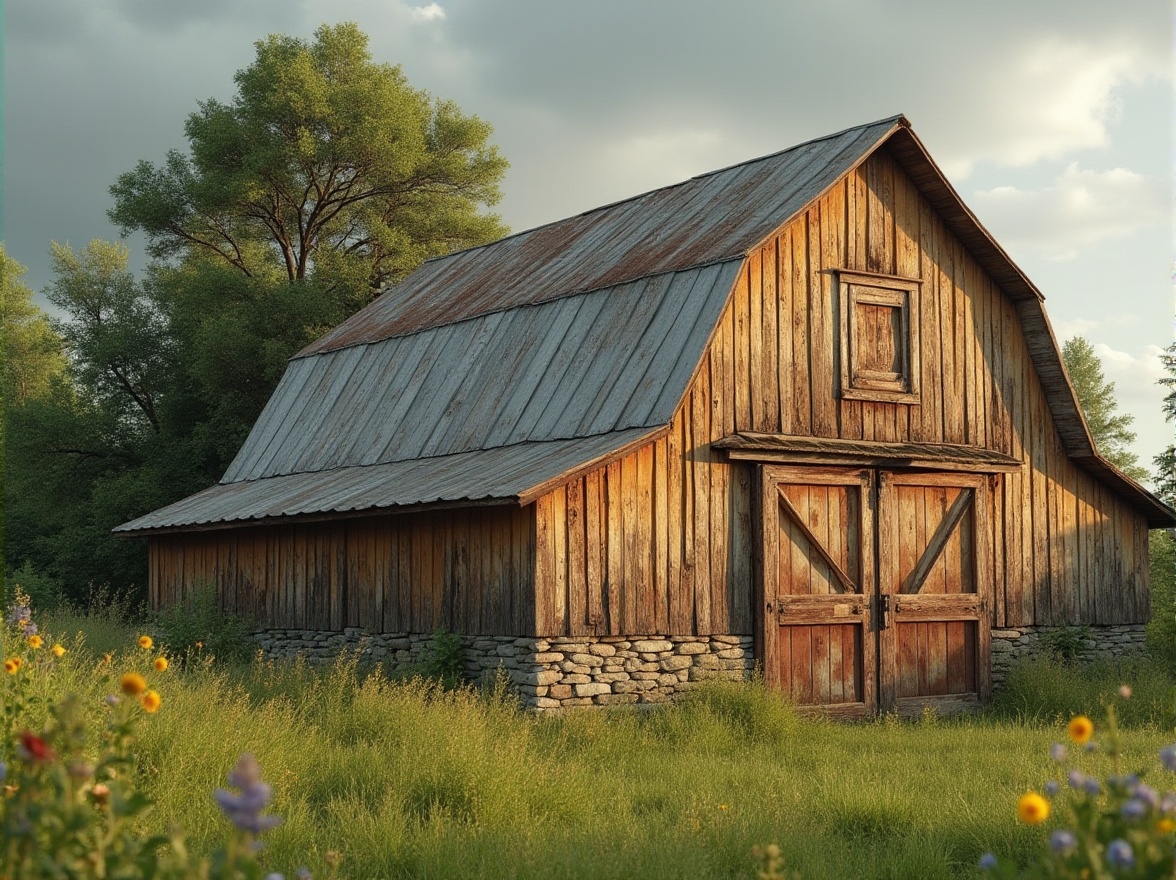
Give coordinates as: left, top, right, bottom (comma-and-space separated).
409, 3, 446, 21
969, 164, 1170, 260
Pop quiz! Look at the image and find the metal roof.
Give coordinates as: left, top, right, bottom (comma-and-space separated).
114, 428, 657, 533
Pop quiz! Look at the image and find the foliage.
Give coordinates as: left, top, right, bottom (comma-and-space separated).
1146, 530, 1176, 673
978, 695, 1176, 878
154, 587, 256, 665
1038, 625, 1093, 666
108, 21, 508, 313
1154, 343, 1176, 505
1060, 336, 1146, 480
0, 245, 67, 407
422, 628, 467, 690
4, 561, 65, 615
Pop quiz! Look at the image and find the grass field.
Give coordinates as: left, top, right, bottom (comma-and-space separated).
15, 610, 1176, 879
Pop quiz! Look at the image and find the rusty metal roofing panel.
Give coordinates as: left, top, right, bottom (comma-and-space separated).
220, 261, 741, 485
115, 429, 657, 533
299, 116, 903, 355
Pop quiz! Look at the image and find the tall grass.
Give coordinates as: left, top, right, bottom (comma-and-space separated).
19, 614, 1176, 879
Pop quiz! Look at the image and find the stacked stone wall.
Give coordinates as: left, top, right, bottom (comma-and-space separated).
990, 624, 1146, 689
251, 629, 754, 709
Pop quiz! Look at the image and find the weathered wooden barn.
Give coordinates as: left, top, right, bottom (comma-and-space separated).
118, 115, 1174, 715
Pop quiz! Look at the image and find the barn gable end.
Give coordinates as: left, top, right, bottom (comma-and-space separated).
119, 116, 1173, 713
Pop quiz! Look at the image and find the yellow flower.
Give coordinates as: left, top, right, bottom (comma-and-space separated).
51, 644, 66, 658
119, 672, 147, 696
3, 657, 21, 675
138, 635, 153, 650
27, 635, 43, 649
1158, 818, 1176, 834
153, 656, 168, 672
140, 690, 161, 713
1068, 715, 1094, 745
102, 653, 113, 665
1017, 792, 1050, 825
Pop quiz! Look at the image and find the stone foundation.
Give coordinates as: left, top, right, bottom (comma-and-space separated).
251, 628, 755, 710
991, 624, 1147, 688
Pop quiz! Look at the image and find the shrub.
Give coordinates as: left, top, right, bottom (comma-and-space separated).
422, 628, 466, 691
1147, 530, 1176, 674
154, 587, 255, 665
5, 561, 66, 615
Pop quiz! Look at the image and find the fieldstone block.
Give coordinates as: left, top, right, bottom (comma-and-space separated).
548, 684, 573, 699
570, 653, 604, 667
534, 652, 564, 663
612, 680, 641, 694
633, 639, 673, 653
534, 697, 563, 709
677, 642, 708, 655
659, 656, 692, 671
595, 693, 639, 706
575, 682, 611, 698
693, 654, 720, 670
563, 673, 592, 684
589, 643, 617, 657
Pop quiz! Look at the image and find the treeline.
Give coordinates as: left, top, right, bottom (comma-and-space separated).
3, 23, 508, 606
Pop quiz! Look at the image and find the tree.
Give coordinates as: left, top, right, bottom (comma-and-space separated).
1061, 336, 1147, 480
0, 245, 66, 406
1153, 342, 1176, 505
108, 21, 508, 314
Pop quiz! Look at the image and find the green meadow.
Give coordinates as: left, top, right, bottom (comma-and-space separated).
8, 608, 1176, 879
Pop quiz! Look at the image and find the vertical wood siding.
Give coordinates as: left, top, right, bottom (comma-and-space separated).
532, 146, 1148, 635
148, 505, 535, 635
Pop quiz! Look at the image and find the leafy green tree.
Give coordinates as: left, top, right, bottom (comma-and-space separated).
108, 21, 507, 313
0, 245, 66, 406
1153, 342, 1176, 505
1061, 336, 1147, 480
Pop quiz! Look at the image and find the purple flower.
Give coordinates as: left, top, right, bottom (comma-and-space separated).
1120, 798, 1147, 820
295, 869, 313, 880
1161, 794, 1176, 816
978, 852, 997, 871
213, 754, 282, 835
1045, 780, 1060, 797
264, 875, 285, 880
1161, 745, 1176, 773
22, 621, 37, 637
1049, 829, 1076, 855
5, 604, 31, 627
1051, 743, 1067, 763
1106, 839, 1134, 869
1131, 782, 1160, 810
1082, 777, 1101, 796
1068, 769, 1087, 789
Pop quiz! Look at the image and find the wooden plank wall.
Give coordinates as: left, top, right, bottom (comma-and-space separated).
148, 505, 536, 635
532, 145, 1148, 634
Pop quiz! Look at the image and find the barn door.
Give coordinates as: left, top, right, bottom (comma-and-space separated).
759, 466, 875, 719
876, 472, 991, 715
759, 466, 990, 717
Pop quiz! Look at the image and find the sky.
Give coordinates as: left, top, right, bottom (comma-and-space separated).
4, 0, 1173, 479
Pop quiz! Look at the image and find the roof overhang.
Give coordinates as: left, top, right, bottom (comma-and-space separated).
715, 433, 1022, 474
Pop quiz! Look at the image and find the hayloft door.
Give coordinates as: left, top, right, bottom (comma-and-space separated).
760, 466, 876, 719
760, 466, 990, 717
876, 472, 991, 715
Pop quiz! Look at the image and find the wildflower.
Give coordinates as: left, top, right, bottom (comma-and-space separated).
1050, 743, 1066, 763
17, 731, 54, 762
0, 762, 6, 783
1120, 799, 1147, 820
1068, 769, 1087, 790
1131, 782, 1160, 810
5, 604, 30, 628
214, 753, 282, 835
91, 783, 110, 806
196, 641, 203, 650
153, 656, 168, 672
22, 621, 37, 636
119, 672, 147, 696
51, 644, 66, 658
102, 652, 113, 665
104, 695, 120, 707
1067, 715, 1094, 744
1105, 839, 1134, 869
265, 874, 285, 880
1044, 780, 1059, 797
1118, 684, 1133, 699
1161, 794, 1176, 816
67, 761, 93, 781
1049, 829, 1076, 855
1160, 745, 1176, 773
3, 657, 21, 675
978, 853, 997, 871
1017, 792, 1050, 824
295, 869, 313, 880
26, 634, 43, 649
140, 690, 162, 713
1158, 817, 1176, 833
1082, 777, 1101, 796
138, 635, 153, 650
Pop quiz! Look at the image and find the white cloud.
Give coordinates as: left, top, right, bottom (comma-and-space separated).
1087, 341, 1170, 469
409, 3, 446, 21
969, 163, 1170, 260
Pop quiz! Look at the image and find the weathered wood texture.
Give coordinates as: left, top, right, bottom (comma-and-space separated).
532, 146, 1147, 634
148, 506, 535, 635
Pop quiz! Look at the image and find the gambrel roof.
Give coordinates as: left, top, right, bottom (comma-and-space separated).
117, 115, 1174, 533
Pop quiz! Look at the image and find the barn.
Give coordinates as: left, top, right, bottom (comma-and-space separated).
117, 115, 1175, 715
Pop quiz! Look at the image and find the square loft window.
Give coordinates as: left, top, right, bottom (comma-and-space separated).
838, 271, 920, 403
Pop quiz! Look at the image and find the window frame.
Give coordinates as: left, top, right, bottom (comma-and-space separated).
837, 270, 921, 404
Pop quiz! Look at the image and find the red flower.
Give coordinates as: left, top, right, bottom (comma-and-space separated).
18, 731, 55, 762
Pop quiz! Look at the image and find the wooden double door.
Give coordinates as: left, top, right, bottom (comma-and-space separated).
759, 465, 992, 717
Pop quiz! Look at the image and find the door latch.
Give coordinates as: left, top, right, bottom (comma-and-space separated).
877, 594, 892, 630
